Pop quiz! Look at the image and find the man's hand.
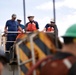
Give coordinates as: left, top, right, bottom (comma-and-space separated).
4, 29, 7, 33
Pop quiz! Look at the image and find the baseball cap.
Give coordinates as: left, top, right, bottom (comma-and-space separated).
17, 19, 22, 21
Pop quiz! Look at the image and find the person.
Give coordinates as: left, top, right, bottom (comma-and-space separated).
0, 46, 7, 75
43, 19, 58, 36
41, 24, 76, 75
26, 24, 76, 75
17, 19, 25, 30
25, 15, 39, 32
4, 14, 22, 62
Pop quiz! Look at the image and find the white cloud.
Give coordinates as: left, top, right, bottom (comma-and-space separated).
64, 0, 76, 9
36, 1, 53, 10
57, 11, 76, 36
36, 1, 64, 10
36, 0, 76, 10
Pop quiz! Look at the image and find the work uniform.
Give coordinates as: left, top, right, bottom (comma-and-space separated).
45, 24, 58, 36
5, 20, 18, 51
45, 24, 54, 31
25, 21, 39, 31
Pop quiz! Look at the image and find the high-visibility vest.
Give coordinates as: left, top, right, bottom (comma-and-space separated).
27, 22, 37, 31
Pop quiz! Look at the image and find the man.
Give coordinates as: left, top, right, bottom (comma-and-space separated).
4, 14, 22, 62
43, 19, 58, 36
4, 14, 22, 51
26, 24, 76, 75
17, 19, 25, 30
25, 15, 39, 32
0, 46, 7, 75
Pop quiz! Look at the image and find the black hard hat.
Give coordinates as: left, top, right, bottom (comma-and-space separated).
17, 19, 22, 21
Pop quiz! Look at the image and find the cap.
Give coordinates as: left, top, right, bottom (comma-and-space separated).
17, 19, 22, 21
12, 14, 17, 18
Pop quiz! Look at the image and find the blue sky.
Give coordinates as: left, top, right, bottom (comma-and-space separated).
1, 0, 76, 37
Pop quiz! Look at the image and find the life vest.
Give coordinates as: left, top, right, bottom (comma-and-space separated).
27, 22, 37, 31
47, 27, 54, 31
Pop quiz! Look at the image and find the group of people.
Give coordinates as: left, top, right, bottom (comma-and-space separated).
0, 13, 76, 75
4, 14, 58, 51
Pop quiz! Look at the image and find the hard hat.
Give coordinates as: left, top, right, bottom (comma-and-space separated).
27, 15, 34, 18
62, 24, 76, 38
50, 19, 55, 23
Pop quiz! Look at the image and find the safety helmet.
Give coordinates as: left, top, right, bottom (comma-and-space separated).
50, 19, 55, 23
27, 15, 34, 18
62, 24, 76, 38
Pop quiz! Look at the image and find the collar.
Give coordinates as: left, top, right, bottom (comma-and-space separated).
53, 51, 73, 59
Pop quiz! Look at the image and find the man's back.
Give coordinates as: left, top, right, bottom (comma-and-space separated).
40, 52, 76, 75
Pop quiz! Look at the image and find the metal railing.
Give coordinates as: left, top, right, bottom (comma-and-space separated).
0, 30, 55, 75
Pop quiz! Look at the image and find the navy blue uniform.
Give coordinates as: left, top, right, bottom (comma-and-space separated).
5, 20, 18, 51
45, 24, 58, 36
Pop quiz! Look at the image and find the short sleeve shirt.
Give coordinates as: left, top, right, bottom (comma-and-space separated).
6, 20, 18, 31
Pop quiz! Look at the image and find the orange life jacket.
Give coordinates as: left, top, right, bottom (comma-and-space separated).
47, 27, 54, 31
27, 22, 37, 31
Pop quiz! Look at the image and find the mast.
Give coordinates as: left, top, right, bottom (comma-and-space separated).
53, 0, 56, 23
23, 0, 26, 25
53, 0, 58, 48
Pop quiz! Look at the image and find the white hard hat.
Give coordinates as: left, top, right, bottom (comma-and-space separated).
27, 15, 34, 18
27, 13, 34, 18
50, 18, 55, 22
